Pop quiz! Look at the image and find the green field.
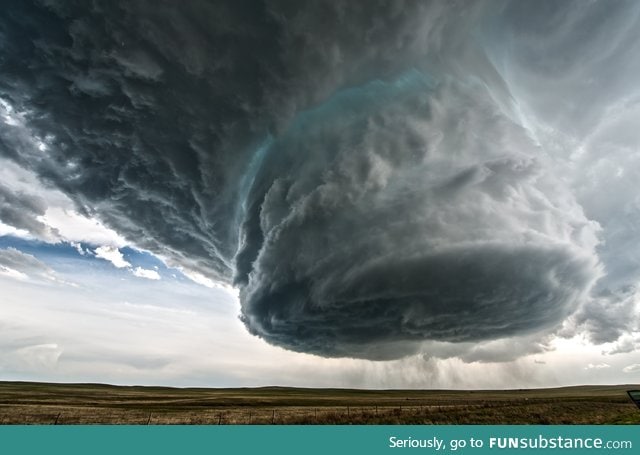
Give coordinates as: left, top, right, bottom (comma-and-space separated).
0, 381, 638, 424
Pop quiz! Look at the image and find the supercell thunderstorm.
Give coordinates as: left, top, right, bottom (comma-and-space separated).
1, 0, 639, 359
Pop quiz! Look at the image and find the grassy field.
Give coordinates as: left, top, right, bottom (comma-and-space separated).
0, 381, 639, 424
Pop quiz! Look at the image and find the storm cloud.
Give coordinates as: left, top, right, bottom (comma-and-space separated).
0, 182, 51, 238
236, 73, 600, 358
0, 0, 636, 359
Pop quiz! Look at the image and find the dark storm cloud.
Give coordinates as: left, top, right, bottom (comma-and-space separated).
572, 287, 639, 345
0, 0, 481, 279
237, 74, 599, 358
0, 182, 51, 237
0, 0, 617, 359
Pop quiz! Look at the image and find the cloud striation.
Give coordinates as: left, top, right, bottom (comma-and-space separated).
0, 0, 635, 359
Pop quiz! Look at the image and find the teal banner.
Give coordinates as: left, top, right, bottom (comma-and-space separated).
0, 425, 638, 455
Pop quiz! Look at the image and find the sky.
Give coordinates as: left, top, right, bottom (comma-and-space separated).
0, 0, 639, 389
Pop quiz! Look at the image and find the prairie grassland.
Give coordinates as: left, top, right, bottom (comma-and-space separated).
0, 382, 638, 424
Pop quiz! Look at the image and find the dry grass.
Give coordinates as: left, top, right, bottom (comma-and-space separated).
0, 381, 638, 425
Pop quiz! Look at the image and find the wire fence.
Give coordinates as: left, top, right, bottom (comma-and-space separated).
0, 404, 478, 425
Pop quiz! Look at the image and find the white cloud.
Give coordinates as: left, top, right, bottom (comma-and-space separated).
0, 342, 63, 373
132, 267, 161, 280
603, 334, 640, 355
15, 344, 62, 370
70, 242, 87, 256
181, 269, 216, 288
94, 246, 131, 269
585, 362, 611, 370
0, 158, 127, 247
0, 247, 56, 282
623, 364, 640, 374
0, 221, 31, 239
0, 247, 79, 287
179, 268, 239, 296
0, 265, 29, 281
39, 207, 126, 247
94, 247, 164, 280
